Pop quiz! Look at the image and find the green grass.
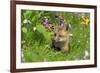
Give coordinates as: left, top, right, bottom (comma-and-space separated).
21, 10, 90, 62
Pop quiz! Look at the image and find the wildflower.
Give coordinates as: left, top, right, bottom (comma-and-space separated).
81, 16, 90, 25
55, 16, 65, 26
23, 19, 31, 27
43, 16, 49, 27
69, 33, 73, 37
67, 24, 72, 31
84, 50, 89, 57
59, 16, 65, 24
68, 24, 72, 29
33, 27, 37, 32
83, 49, 89, 60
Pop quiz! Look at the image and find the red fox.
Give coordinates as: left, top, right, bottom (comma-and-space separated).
52, 24, 70, 53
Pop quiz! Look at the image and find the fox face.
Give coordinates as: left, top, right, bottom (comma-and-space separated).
52, 25, 70, 53
54, 29, 68, 42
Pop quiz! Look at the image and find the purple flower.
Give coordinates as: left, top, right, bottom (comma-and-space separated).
55, 16, 66, 26
43, 16, 49, 27
59, 16, 65, 25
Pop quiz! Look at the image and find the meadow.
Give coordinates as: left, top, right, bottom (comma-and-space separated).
21, 10, 90, 62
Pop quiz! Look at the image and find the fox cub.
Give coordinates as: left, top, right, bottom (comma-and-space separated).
52, 25, 70, 53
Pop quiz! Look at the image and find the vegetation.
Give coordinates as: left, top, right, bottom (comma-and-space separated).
21, 10, 90, 62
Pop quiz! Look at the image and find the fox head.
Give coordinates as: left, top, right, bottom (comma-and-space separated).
52, 24, 70, 53
53, 24, 70, 42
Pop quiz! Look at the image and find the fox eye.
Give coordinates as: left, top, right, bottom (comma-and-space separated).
59, 34, 65, 37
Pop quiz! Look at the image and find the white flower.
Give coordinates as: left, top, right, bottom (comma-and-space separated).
21, 51, 25, 62
83, 50, 89, 60
23, 19, 31, 24
23, 19, 28, 24
33, 27, 37, 32
84, 50, 89, 57
69, 33, 73, 37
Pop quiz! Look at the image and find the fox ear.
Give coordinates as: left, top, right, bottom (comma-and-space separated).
65, 24, 71, 31
66, 25, 69, 31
